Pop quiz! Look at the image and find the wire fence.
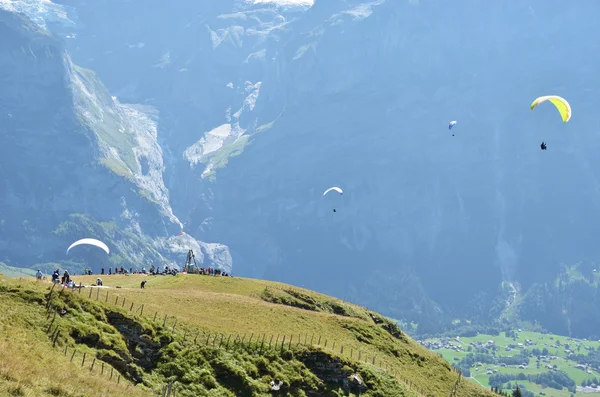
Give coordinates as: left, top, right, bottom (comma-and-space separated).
44, 281, 466, 397
44, 284, 135, 391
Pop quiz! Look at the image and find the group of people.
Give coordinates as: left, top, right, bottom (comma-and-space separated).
49, 269, 75, 286
34, 264, 230, 286
195, 267, 230, 277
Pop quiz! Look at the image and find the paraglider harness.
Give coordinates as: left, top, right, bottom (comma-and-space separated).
541, 141, 547, 151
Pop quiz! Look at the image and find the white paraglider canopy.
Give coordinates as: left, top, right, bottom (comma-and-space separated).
323, 186, 343, 196
66, 238, 110, 255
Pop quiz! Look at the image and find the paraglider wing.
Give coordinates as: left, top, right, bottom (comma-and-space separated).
530, 95, 572, 122
449, 120, 457, 130
66, 238, 110, 255
177, 232, 185, 236
322, 187, 343, 196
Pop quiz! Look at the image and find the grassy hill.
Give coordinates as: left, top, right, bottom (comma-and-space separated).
423, 330, 600, 397
0, 272, 497, 396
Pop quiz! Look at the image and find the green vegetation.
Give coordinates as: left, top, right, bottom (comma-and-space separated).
424, 328, 600, 396
72, 65, 141, 179
0, 274, 496, 396
203, 120, 276, 182
0, 262, 35, 277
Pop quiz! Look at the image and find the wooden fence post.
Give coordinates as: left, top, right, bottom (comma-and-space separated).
115, 296, 119, 305
281, 336, 286, 350
130, 302, 134, 312
46, 283, 56, 308
121, 297, 126, 308
101, 362, 104, 374
96, 288, 100, 300
81, 352, 87, 367
140, 304, 144, 316
318, 335, 321, 345
154, 312, 158, 322
90, 358, 96, 371
53, 330, 60, 347
70, 350, 76, 362
163, 314, 168, 327
105, 291, 109, 303
88, 287, 93, 298
64, 345, 68, 356
172, 318, 177, 332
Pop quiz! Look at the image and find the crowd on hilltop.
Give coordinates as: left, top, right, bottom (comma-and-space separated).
35, 264, 231, 287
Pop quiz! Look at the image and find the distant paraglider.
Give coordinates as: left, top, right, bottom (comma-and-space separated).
66, 238, 110, 255
448, 120, 457, 136
530, 95, 572, 122
323, 187, 343, 213
530, 95, 571, 151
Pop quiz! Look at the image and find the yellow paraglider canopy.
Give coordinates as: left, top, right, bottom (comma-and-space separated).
530, 95, 572, 122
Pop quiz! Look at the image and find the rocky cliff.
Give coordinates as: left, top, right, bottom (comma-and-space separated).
0, 8, 232, 274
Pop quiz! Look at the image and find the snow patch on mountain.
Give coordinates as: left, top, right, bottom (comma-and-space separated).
250, 0, 314, 8
160, 233, 233, 273
0, 0, 72, 29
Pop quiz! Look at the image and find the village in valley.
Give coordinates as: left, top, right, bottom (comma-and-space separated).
420, 329, 600, 396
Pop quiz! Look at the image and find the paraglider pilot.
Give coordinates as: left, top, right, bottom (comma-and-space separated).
540, 141, 547, 151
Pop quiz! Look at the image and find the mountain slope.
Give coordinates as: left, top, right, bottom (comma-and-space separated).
3, 0, 600, 336
40, 0, 600, 334
0, 8, 232, 274
0, 273, 495, 396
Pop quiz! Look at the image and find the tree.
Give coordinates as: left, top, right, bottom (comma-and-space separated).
542, 348, 549, 356
512, 386, 523, 397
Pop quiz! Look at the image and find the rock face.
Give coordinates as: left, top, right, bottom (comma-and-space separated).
3, 0, 600, 333
0, 8, 232, 273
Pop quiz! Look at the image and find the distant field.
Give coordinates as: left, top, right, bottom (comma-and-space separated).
425, 330, 600, 396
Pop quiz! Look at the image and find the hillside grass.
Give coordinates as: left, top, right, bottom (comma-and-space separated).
0, 273, 496, 397
0, 278, 146, 397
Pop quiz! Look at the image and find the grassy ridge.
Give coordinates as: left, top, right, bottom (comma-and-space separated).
0, 273, 496, 396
